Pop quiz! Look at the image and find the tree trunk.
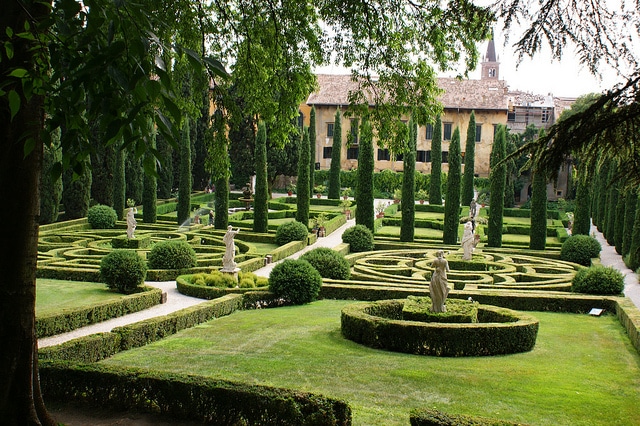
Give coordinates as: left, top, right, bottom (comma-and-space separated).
0, 1, 56, 424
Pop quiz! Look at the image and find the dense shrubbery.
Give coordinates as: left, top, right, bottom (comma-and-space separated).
147, 240, 197, 269
269, 259, 322, 304
275, 221, 309, 246
342, 224, 374, 252
560, 235, 601, 266
572, 266, 624, 295
87, 204, 118, 229
300, 248, 351, 280
190, 271, 268, 289
100, 250, 147, 293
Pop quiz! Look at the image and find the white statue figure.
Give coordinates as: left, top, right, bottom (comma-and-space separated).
222, 226, 240, 270
461, 220, 475, 260
430, 250, 450, 313
126, 207, 137, 239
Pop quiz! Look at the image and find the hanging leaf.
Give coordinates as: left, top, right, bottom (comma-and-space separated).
8, 89, 20, 121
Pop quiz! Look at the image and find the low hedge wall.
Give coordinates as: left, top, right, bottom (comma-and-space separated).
341, 299, 539, 356
410, 408, 526, 426
269, 239, 309, 262
36, 286, 162, 338
40, 363, 352, 426
176, 275, 269, 300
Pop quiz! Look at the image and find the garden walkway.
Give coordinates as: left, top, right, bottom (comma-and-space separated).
38, 218, 640, 348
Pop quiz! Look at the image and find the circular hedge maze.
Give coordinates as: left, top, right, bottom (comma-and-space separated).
345, 248, 580, 292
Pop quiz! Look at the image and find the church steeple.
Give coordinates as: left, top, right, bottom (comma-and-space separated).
481, 31, 499, 80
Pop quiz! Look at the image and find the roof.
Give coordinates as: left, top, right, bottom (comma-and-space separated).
306, 74, 510, 111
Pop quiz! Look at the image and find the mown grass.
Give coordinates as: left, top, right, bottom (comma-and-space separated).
36, 279, 122, 317
101, 299, 640, 426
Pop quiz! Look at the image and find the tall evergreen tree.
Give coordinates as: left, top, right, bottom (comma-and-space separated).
487, 125, 507, 247
143, 119, 158, 223
296, 127, 311, 227
622, 188, 637, 257
125, 147, 144, 205
208, 108, 230, 230
628, 195, 640, 270
400, 118, 417, 242
39, 133, 63, 224
614, 190, 626, 254
462, 111, 476, 206
254, 121, 269, 232
177, 119, 192, 225
429, 116, 443, 205
113, 146, 126, 220
309, 106, 317, 197
62, 158, 92, 219
572, 162, 592, 235
595, 160, 610, 232
443, 127, 462, 244
356, 119, 375, 231
156, 132, 174, 199
529, 168, 548, 250
90, 128, 116, 207
328, 109, 342, 199
605, 161, 618, 245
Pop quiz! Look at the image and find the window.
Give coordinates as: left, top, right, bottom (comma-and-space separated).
395, 153, 404, 162
442, 151, 449, 163
417, 150, 431, 163
542, 108, 551, 123
323, 147, 332, 159
378, 149, 391, 161
347, 147, 359, 159
425, 124, 434, 140
488, 68, 496, 77
327, 123, 334, 137
475, 124, 482, 142
443, 123, 452, 140
507, 111, 516, 122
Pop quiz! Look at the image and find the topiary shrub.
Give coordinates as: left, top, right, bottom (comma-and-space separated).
300, 247, 351, 280
269, 259, 322, 305
147, 240, 197, 269
100, 250, 147, 294
87, 204, 118, 229
560, 235, 602, 266
342, 224, 374, 252
274, 221, 309, 246
572, 266, 624, 295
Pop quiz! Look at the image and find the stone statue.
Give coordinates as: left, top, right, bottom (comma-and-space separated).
126, 207, 137, 239
222, 225, 240, 270
430, 250, 450, 313
469, 199, 477, 218
461, 221, 475, 260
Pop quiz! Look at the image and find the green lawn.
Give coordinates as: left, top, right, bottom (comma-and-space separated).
101, 299, 640, 426
36, 279, 123, 317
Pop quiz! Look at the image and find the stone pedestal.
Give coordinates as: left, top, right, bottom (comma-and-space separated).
220, 267, 241, 282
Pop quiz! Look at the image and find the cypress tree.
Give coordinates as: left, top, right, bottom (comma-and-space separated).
622, 188, 637, 257
62, 158, 92, 219
605, 162, 618, 245
209, 109, 230, 230
595, 161, 610, 232
400, 118, 417, 242
328, 109, 342, 199
177, 119, 192, 225
443, 127, 461, 244
39, 132, 63, 224
572, 164, 591, 235
462, 111, 476, 206
142, 118, 157, 223
113, 145, 126, 220
614, 190, 626, 254
125, 146, 144, 204
253, 121, 269, 232
529, 168, 547, 250
90, 131, 115, 207
429, 116, 443, 205
296, 127, 311, 227
309, 106, 316, 197
356, 119, 375, 231
487, 125, 507, 247
628, 195, 640, 270
156, 131, 174, 199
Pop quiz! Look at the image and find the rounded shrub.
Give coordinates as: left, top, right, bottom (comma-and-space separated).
300, 247, 351, 279
87, 204, 118, 229
147, 240, 197, 269
342, 224, 374, 252
274, 221, 309, 246
269, 259, 322, 305
560, 235, 601, 266
100, 249, 147, 294
572, 266, 624, 295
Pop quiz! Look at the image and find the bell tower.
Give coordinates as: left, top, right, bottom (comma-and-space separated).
481, 32, 499, 80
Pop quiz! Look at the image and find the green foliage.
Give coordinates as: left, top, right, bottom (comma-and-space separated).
487, 125, 507, 247
530, 169, 548, 250
628, 195, 640, 270
177, 119, 192, 225
142, 120, 157, 224
62, 158, 92, 220
309, 106, 316, 196
328, 109, 342, 199
100, 250, 147, 294
269, 259, 322, 305
614, 191, 626, 254
87, 204, 118, 229
605, 162, 619, 246
560, 235, 602, 266
113, 146, 126, 220
274, 221, 309, 246
296, 127, 311, 226
443, 127, 461, 244
622, 189, 636, 257
462, 111, 476, 206
40, 138, 63, 224
342, 224, 374, 252
572, 171, 591, 235
572, 266, 624, 295
401, 118, 417, 242
430, 116, 443, 205
356, 119, 375, 231
300, 248, 351, 280
254, 121, 269, 232
147, 240, 197, 270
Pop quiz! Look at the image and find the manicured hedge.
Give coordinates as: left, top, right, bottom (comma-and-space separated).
410, 408, 523, 426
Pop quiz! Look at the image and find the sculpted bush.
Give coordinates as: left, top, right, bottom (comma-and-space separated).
341, 224, 374, 252
269, 259, 322, 305
87, 204, 118, 229
300, 247, 351, 280
560, 235, 601, 266
275, 221, 309, 246
148, 240, 197, 269
100, 250, 147, 294
572, 266, 624, 295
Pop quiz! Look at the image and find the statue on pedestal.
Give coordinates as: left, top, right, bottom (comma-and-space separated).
126, 207, 137, 239
222, 226, 240, 271
430, 250, 450, 313
461, 221, 475, 260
